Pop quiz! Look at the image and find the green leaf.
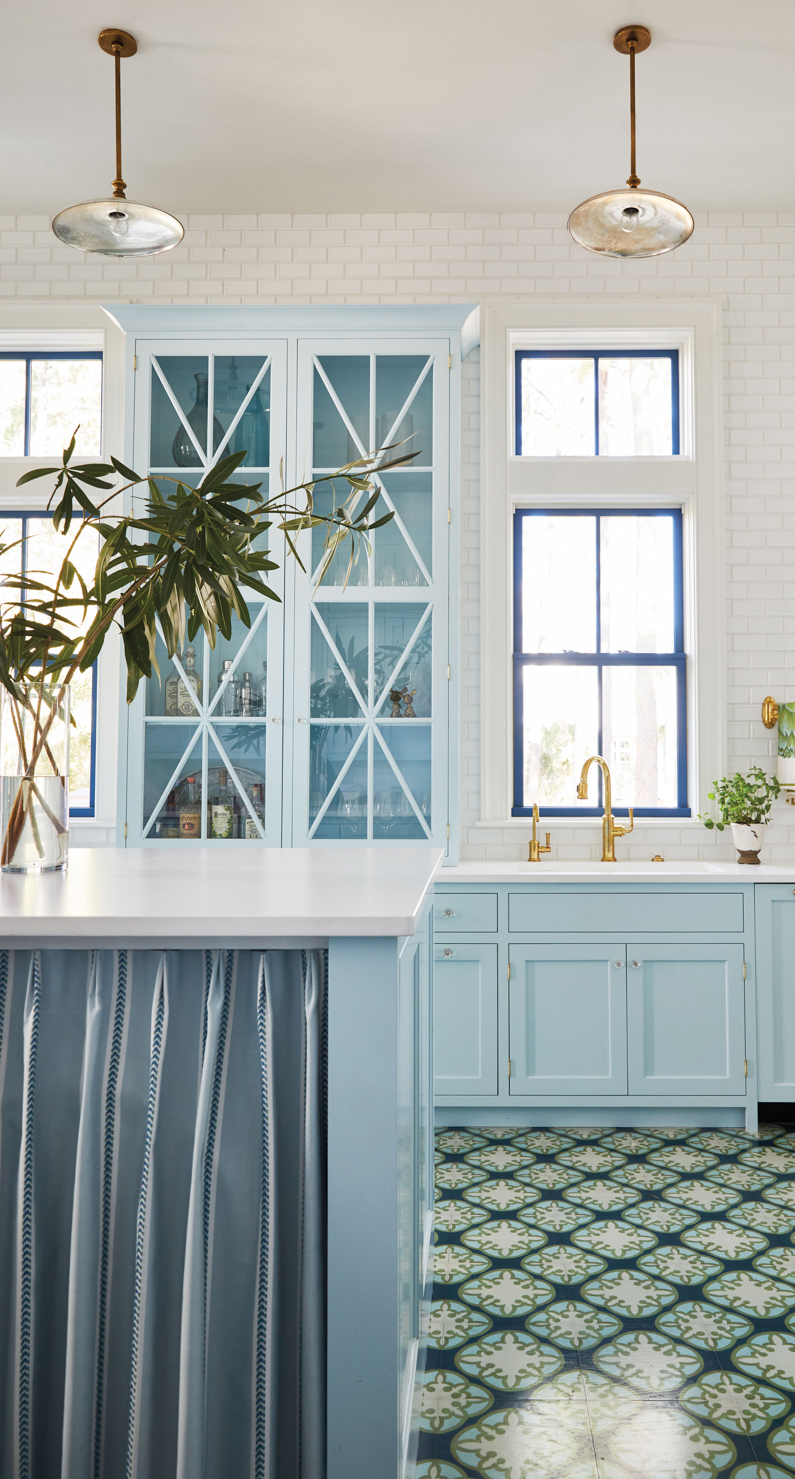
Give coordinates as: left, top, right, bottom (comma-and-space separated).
16, 465, 59, 485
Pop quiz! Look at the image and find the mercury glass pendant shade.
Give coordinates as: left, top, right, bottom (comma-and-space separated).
568, 26, 693, 260
568, 187, 694, 259
52, 199, 183, 258
52, 29, 183, 259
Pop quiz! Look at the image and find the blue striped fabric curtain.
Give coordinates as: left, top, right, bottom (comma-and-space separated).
0, 947, 327, 1479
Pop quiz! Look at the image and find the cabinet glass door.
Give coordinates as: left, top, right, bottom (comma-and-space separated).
125, 340, 287, 845
290, 340, 449, 846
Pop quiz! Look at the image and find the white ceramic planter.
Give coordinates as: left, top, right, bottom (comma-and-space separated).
730, 821, 766, 864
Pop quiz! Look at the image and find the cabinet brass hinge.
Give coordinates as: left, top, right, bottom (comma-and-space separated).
446, 824, 450, 839
507, 961, 511, 979
124, 822, 128, 839
448, 507, 451, 524
447, 664, 451, 680
743, 961, 747, 979
745, 1059, 748, 1078
448, 353, 452, 369
133, 354, 137, 370
507, 1059, 512, 1078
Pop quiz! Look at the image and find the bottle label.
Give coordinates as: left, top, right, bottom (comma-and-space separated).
212, 803, 234, 839
245, 814, 262, 839
179, 810, 201, 837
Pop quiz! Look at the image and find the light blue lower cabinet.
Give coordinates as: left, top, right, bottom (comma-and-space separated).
433, 943, 498, 1094
755, 885, 795, 1099
625, 944, 746, 1095
508, 944, 628, 1096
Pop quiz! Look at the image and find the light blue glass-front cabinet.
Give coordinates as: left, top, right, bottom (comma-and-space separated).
290, 342, 450, 848
124, 341, 288, 845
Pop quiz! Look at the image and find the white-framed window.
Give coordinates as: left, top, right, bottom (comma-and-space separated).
0, 310, 125, 842
479, 300, 725, 831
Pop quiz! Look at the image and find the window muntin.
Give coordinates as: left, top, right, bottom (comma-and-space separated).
513, 508, 687, 817
515, 349, 679, 457
0, 512, 98, 815
0, 352, 103, 457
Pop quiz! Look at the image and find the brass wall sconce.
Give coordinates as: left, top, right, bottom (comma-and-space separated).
762, 696, 795, 801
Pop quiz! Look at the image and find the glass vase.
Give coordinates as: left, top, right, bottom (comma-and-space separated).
0, 684, 70, 873
172, 371, 224, 468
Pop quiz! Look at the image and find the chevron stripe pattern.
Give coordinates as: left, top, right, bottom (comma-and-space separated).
93, 949, 128, 1479
125, 963, 166, 1479
255, 957, 270, 1479
203, 950, 233, 1323
17, 951, 41, 1479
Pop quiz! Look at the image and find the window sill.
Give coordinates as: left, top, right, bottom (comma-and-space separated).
476, 816, 706, 830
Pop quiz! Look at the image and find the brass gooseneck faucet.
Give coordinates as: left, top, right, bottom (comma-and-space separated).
577, 755, 634, 863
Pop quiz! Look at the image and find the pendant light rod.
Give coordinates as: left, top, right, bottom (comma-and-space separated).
613, 27, 650, 189
98, 30, 137, 201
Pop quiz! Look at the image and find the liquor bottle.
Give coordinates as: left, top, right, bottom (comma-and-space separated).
179, 774, 202, 839
217, 658, 239, 717
172, 371, 224, 467
258, 660, 268, 716
210, 767, 235, 839
158, 788, 180, 839
245, 782, 265, 838
165, 646, 202, 716
239, 671, 253, 716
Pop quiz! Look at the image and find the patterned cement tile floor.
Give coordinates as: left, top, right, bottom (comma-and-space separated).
415, 1125, 795, 1479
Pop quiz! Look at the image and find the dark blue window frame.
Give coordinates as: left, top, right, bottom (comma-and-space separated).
0, 350, 103, 457
512, 507, 688, 819
6, 511, 97, 818
514, 349, 680, 457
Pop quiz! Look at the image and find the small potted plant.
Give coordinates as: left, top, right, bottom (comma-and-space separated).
698, 766, 781, 863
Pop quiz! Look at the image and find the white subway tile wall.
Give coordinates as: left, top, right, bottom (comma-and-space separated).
4, 208, 793, 860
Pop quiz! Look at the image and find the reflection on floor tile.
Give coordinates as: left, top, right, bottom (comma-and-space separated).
416, 1124, 795, 1478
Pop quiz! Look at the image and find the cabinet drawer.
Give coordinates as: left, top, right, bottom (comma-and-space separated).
434, 892, 498, 933
508, 890, 744, 936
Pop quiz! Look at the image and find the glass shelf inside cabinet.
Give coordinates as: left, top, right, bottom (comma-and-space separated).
150, 354, 272, 470
143, 727, 202, 840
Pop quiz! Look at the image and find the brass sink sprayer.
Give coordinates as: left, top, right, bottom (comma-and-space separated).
577, 756, 634, 863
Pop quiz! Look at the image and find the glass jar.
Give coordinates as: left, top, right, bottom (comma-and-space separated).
0, 683, 70, 872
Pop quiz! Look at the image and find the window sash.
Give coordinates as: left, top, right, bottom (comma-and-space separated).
0, 350, 103, 458
512, 507, 688, 818
514, 348, 680, 458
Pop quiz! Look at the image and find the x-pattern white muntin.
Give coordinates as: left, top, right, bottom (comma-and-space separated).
142, 355, 274, 840
307, 354, 434, 841
150, 353, 272, 471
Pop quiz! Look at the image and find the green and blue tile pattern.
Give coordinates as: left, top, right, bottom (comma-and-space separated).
416, 1125, 795, 1479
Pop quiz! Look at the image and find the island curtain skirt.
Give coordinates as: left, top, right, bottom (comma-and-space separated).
0, 946, 327, 1479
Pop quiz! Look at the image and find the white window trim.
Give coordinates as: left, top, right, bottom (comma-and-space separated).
0, 305, 125, 843
479, 298, 726, 830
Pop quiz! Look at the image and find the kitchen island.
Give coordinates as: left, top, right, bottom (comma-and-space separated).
0, 846, 441, 1479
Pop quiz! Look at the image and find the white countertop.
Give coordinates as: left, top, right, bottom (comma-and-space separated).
438, 860, 795, 884
0, 847, 443, 942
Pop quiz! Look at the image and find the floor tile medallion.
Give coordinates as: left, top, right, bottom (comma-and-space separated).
417, 1125, 795, 1479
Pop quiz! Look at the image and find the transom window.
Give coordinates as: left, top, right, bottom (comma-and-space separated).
0, 512, 98, 815
515, 349, 679, 457
513, 508, 687, 818
0, 351, 103, 457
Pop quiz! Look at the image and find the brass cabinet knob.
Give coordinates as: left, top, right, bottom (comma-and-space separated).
614, 960, 623, 968
631, 960, 640, 968
443, 908, 454, 917
443, 948, 453, 958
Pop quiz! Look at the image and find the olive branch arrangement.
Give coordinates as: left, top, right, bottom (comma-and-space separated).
0, 433, 411, 864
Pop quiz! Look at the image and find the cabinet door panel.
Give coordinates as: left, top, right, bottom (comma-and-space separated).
508, 945, 627, 1095
626, 944, 746, 1095
756, 886, 795, 1099
433, 944, 498, 1095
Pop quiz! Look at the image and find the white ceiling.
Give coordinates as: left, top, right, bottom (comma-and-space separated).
4, 0, 795, 216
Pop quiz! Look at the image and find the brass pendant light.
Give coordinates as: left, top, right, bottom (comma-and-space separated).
568, 26, 693, 258
52, 30, 184, 258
